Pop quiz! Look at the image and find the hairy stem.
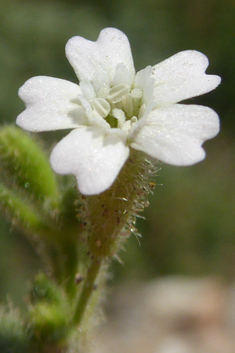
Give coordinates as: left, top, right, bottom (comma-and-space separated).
71, 151, 156, 329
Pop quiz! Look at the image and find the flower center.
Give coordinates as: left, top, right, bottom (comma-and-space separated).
91, 83, 143, 131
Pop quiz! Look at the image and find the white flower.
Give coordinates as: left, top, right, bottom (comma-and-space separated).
16, 28, 221, 195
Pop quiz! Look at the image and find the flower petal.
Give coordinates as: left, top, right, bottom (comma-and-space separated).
152, 51, 221, 104
16, 76, 86, 131
66, 28, 135, 94
50, 127, 129, 195
130, 104, 220, 166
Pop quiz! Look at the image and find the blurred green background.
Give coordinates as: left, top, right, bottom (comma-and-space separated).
0, 0, 234, 305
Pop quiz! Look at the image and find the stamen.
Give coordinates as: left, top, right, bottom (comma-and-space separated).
112, 108, 126, 128
122, 120, 132, 133
92, 98, 111, 118
131, 88, 143, 115
108, 84, 130, 104
122, 94, 133, 118
131, 116, 138, 124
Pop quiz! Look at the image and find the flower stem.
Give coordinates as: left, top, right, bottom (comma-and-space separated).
63, 242, 79, 301
72, 260, 102, 327
72, 152, 156, 329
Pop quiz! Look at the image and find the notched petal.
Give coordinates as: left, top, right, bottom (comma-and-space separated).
131, 104, 220, 166
50, 127, 129, 195
16, 76, 85, 131
66, 28, 135, 94
152, 50, 221, 104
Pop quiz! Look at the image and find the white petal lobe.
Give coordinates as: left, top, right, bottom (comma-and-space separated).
50, 127, 130, 195
152, 51, 221, 104
66, 28, 135, 94
131, 104, 220, 166
16, 76, 86, 131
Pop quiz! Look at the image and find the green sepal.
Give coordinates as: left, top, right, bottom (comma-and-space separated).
0, 125, 60, 212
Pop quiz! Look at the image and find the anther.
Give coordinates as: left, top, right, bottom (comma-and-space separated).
122, 94, 133, 118
92, 98, 110, 118
108, 84, 130, 103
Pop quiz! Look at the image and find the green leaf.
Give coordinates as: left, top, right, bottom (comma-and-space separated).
29, 274, 70, 345
0, 182, 49, 232
0, 125, 60, 211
